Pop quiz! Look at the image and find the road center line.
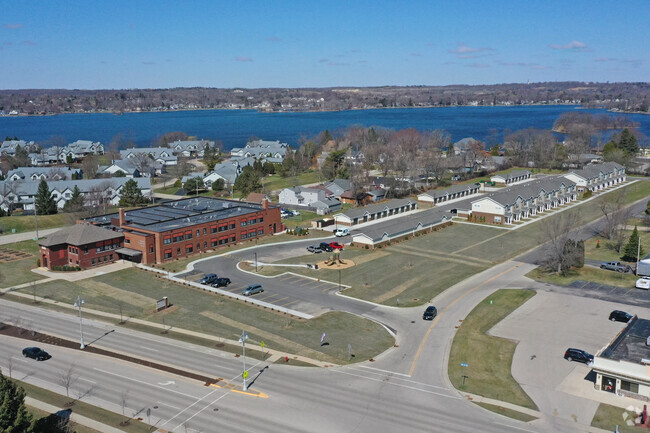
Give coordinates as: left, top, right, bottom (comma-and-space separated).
408, 263, 520, 376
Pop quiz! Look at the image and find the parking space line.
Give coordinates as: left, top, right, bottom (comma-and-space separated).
278, 300, 299, 307
322, 286, 335, 293
311, 282, 331, 289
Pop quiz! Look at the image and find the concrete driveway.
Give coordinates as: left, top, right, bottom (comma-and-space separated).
489, 289, 645, 426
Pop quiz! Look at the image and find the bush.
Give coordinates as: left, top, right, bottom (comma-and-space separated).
51, 265, 81, 272
36, 258, 40, 267
364, 245, 369, 249
174, 179, 182, 188
583, 190, 593, 199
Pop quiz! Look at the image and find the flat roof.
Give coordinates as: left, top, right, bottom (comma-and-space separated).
600, 317, 650, 364
85, 197, 275, 233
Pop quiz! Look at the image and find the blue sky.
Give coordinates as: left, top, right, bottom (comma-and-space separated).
1, 0, 648, 89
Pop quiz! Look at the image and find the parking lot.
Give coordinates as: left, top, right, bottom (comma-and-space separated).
489, 289, 649, 425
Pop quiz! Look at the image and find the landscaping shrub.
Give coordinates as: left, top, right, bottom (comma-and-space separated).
364, 245, 369, 250
583, 190, 593, 199
51, 265, 81, 272
36, 258, 40, 267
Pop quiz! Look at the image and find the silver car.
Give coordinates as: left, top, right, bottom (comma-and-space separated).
242, 284, 264, 296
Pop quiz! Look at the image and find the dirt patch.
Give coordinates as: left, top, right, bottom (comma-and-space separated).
0, 247, 33, 263
315, 259, 356, 270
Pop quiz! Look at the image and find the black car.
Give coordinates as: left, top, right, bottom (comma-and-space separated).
211, 277, 231, 288
564, 348, 593, 364
609, 310, 633, 323
319, 242, 333, 252
423, 306, 437, 320
199, 273, 218, 285
22, 347, 51, 361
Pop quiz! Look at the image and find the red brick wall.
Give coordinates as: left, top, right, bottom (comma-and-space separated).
471, 211, 505, 225
40, 245, 67, 268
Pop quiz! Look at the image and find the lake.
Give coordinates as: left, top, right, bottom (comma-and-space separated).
1, 105, 648, 150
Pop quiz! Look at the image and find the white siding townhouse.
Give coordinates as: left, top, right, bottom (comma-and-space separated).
490, 170, 532, 185
0, 178, 151, 212
120, 147, 178, 167
102, 158, 159, 178
7, 166, 82, 182
28, 140, 103, 165
563, 162, 626, 193
470, 176, 578, 225
278, 186, 341, 215
1, 140, 37, 156
181, 162, 242, 189
230, 139, 288, 164
169, 139, 216, 158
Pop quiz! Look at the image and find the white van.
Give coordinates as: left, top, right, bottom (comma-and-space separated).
335, 228, 350, 237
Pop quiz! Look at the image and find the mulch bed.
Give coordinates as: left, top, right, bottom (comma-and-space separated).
0, 248, 33, 263
0, 322, 223, 386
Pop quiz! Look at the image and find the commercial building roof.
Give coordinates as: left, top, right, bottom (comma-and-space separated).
38, 223, 123, 247
86, 196, 275, 233
600, 317, 650, 365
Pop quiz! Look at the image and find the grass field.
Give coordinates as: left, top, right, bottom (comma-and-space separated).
16, 379, 151, 433
0, 212, 73, 234
27, 406, 104, 433
448, 289, 538, 410
473, 402, 537, 423
0, 239, 46, 288
262, 171, 321, 193
583, 227, 650, 264
526, 266, 637, 288
591, 403, 645, 432
18, 268, 395, 364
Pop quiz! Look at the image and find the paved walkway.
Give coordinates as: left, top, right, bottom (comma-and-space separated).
0, 228, 60, 245
25, 397, 126, 433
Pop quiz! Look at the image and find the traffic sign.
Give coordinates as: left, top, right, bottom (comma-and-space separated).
261, 341, 265, 348
242, 370, 249, 379
460, 363, 468, 367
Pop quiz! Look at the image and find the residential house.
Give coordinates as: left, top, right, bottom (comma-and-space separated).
278, 186, 341, 215
102, 158, 158, 178
351, 208, 449, 246
120, 147, 178, 167
490, 170, 532, 185
1, 139, 37, 157
563, 162, 626, 193
62, 140, 104, 161
367, 188, 386, 202
7, 167, 82, 182
230, 139, 288, 164
169, 139, 216, 158
323, 179, 352, 198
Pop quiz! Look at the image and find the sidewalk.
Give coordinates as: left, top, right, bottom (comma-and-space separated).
0, 228, 60, 245
25, 397, 126, 433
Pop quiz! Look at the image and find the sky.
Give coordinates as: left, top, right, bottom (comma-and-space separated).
1, 0, 648, 89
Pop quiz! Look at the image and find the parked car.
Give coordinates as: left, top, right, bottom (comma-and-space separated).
600, 261, 632, 273
307, 245, 323, 253
199, 273, 219, 285
242, 284, 264, 296
335, 228, 350, 237
329, 242, 344, 250
423, 306, 438, 320
563, 348, 593, 364
319, 242, 333, 252
292, 210, 300, 216
22, 347, 51, 361
636, 276, 650, 290
211, 277, 231, 288
609, 310, 633, 323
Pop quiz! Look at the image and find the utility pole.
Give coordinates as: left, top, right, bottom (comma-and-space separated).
254, 252, 258, 272
637, 236, 642, 274
239, 330, 249, 390
74, 295, 85, 349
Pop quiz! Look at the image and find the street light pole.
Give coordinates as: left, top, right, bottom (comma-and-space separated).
238, 330, 249, 390
338, 269, 341, 292
74, 295, 85, 349
254, 252, 258, 272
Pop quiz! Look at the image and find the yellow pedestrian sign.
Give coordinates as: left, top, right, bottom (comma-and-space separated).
242, 370, 249, 379
261, 341, 265, 349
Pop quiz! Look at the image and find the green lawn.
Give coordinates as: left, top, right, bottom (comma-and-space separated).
0, 239, 46, 288
0, 212, 73, 234
583, 226, 650, 263
282, 210, 321, 229
27, 406, 104, 433
16, 379, 151, 433
261, 171, 322, 193
19, 268, 395, 364
473, 402, 537, 423
526, 267, 637, 288
591, 403, 645, 432
448, 289, 538, 410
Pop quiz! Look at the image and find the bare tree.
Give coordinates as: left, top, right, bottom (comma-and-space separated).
539, 210, 583, 274
598, 190, 631, 252
130, 153, 154, 174
59, 365, 78, 399
81, 154, 99, 179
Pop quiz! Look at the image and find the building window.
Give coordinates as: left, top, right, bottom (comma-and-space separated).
241, 233, 247, 240
186, 246, 193, 254
173, 234, 184, 242
196, 230, 200, 237
92, 258, 96, 265
230, 235, 236, 243
229, 222, 236, 230
494, 216, 502, 223
204, 241, 207, 248
621, 381, 639, 393
203, 228, 207, 235
83, 246, 88, 254
186, 231, 192, 239
211, 239, 218, 247
241, 220, 247, 227
259, 217, 264, 223
125, 238, 130, 244
197, 243, 200, 250
164, 250, 172, 259
163, 237, 171, 245
110, 254, 113, 261
211, 226, 218, 234
258, 229, 264, 235
149, 246, 154, 253
177, 248, 181, 256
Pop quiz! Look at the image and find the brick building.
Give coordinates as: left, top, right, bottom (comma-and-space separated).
38, 223, 124, 269
38, 197, 283, 269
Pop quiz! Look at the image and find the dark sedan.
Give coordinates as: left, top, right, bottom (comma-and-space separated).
22, 347, 51, 361
211, 277, 231, 288
609, 310, 633, 323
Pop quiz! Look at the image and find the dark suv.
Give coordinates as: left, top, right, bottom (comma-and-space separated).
199, 274, 218, 285
319, 242, 333, 252
211, 277, 231, 288
423, 306, 437, 320
564, 348, 593, 364
609, 310, 633, 323
22, 347, 51, 361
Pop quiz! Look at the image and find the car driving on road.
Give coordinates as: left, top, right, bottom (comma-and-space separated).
600, 261, 632, 273
335, 228, 350, 237
22, 347, 51, 361
242, 284, 264, 296
423, 306, 437, 320
564, 348, 593, 364
609, 310, 633, 323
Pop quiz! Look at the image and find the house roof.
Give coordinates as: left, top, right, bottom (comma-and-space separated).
492, 170, 530, 180
419, 183, 480, 199
39, 223, 123, 247
339, 198, 415, 220
354, 208, 449, 242
7, 166, 80, 180
245, 192, 270, 204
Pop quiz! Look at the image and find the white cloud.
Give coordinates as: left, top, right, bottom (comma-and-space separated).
234, 56, 253, 62
549, 40, 588, 51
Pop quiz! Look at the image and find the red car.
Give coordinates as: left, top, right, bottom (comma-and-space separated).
329, 242, 344, 250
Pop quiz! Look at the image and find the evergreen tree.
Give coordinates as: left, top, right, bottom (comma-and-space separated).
618, 128, 639, 156
211, 178, 225, 192
233, 166, 262, 197
0, 369, 33, 432
35, 180, 57, 215
63, 185, 84, 213
262, 161, 276, 175
118, 179, 147, 207
202, 145, 221, 171
184, 177, 205, 195
622, 226, 644, 262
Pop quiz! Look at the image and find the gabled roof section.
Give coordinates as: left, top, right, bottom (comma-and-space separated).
39, 223, 123, 247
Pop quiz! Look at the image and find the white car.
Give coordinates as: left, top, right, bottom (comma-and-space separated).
335, 228, 349, 237
636, 277, 650, 290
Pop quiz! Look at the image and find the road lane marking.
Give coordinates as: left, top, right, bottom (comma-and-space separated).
141, 346, 159, 352
358, 365, 411, 377
160, 388, 221, 429
331, 369, 459, 399
349, 367, 448, 390
494, 422, 536, 432
93, 368, 203, 400
170, 392, 229, 431
156, 400, 182, 410
408, 263, 520, 376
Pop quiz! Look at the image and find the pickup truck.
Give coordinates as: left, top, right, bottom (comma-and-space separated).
600, 261, 633, 273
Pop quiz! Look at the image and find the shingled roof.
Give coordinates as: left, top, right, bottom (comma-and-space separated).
38, 223, 123, 247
